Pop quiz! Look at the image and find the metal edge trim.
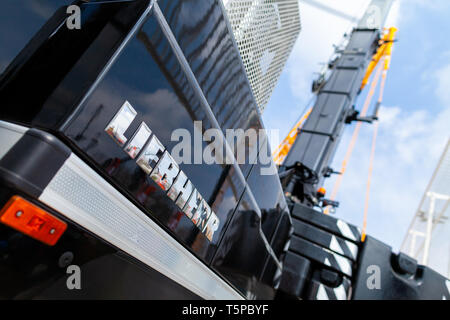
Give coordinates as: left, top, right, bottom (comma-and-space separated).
153, 1, 282, 271
0, 120, 29, 159
39, 153, 244, 300
60, 0, 155, 131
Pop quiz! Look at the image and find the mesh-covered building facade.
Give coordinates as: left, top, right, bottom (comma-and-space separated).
223, 0, 301, 113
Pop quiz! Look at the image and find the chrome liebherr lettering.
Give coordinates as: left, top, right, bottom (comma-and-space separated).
167, 170, 193, 210
150, 151, 179, 191
105, 101, 219, 241
137, 135, 165, 174
125, 122, 152, 159
105, 100, 136, 146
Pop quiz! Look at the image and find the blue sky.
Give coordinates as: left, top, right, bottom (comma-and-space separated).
262, 0, 450, 260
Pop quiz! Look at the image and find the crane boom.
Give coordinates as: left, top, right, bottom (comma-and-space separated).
276, 1, 449, 301
279, 0, 395, 206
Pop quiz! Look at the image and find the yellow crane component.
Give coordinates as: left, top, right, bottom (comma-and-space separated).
360, 27, 397, 91
273, 107, 312, 166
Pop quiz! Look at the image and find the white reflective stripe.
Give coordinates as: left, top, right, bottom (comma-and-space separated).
333, 252, 353, 276
334, 284, 347, 300
446, 280, 450, 294
0, 120, 28, 159
348, 241, 359, 260
316, 285, 329, 300
39, 154, 243, 300
330, 236, 344, 256
337, 220, 357, 242
334, 236, 359, 260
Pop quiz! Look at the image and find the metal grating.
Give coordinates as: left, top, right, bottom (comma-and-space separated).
223, 0, 301, 113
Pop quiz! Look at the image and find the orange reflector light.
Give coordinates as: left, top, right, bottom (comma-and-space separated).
0, 196, 67, 246
317, 187, 326, 196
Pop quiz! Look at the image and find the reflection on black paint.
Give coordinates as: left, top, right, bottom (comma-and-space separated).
211, 190, 278, 299
0, 0, 150, 128
158, 0, 263, 176
0, 0, 291, 299
64, 11, 246, 263
0, 0, 69, 75
61, 1, 288, 296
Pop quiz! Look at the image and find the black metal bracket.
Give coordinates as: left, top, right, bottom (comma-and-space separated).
345, 108, 379, 124
323, 167, 342, 178
298, 129, 335, 141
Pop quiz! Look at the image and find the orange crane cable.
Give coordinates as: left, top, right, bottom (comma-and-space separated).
324, 63, 384, 214
361, 50, 392, 240
361, 120, 379, 242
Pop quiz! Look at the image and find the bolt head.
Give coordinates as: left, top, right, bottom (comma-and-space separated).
15, 211, 23, 217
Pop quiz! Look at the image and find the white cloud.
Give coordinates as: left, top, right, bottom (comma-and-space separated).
435, 62, 450, 106
287, 0, 371, 103
405, 0, 450, 10
324, 103, 449, 250
385, 0, 401, 27
266, 1, 375, 139
394, 0, 450, 28
321, 31, 450, 262
263, 0, 449, 255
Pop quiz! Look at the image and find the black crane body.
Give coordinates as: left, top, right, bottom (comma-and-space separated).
0, 0, 447, 300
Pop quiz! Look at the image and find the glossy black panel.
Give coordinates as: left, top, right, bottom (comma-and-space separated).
211, 189, 277, 299
0, 0, 150, 128
261, 209, 291, 289
353, 236, 450, 300
247, 135, 289, 243
158, 0, 262, 177
0, 0, 71, 75
63, 11, 245, 263
0, 0, 291, 298
0, 191, 200, 300
214, 133, 291, 292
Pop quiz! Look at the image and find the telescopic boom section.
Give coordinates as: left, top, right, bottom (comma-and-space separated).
279, 0, 395, 206
273, 108, 312, 166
